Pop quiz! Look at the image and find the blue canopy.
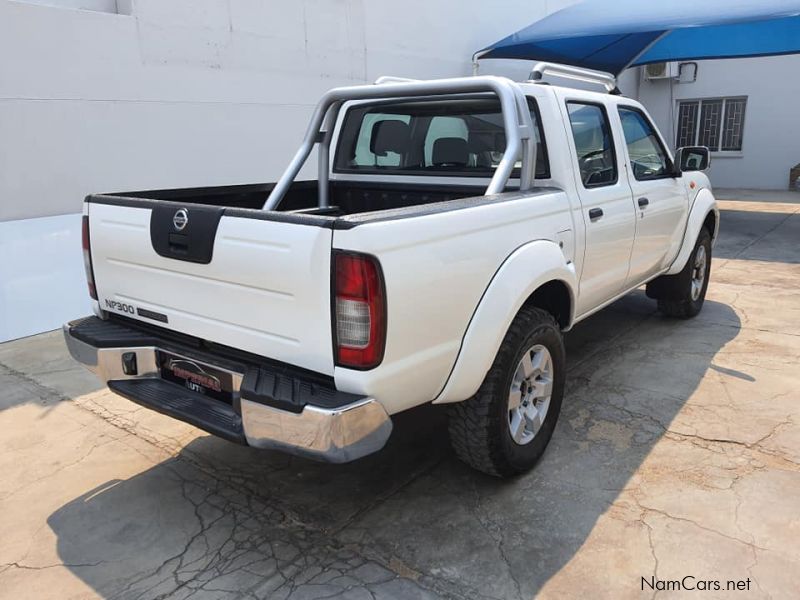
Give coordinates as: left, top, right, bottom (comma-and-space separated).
479, 0, 800, 75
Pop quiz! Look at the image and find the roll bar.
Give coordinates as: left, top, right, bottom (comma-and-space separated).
262, 76, 537, 211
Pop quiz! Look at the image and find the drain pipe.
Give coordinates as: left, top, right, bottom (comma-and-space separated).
472, 50, 488, 76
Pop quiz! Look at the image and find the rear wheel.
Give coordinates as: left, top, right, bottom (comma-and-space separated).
447, 306, 565, 478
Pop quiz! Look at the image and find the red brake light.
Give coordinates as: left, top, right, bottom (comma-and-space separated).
82, 215, 97, 300
333, 252, 386, 369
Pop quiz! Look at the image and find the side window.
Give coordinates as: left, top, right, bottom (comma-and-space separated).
566, 102, 617, 188
618, 107, 671, 180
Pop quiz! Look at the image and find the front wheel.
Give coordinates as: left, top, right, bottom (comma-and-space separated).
447, 306, 566, 478
651, 227, 712, 318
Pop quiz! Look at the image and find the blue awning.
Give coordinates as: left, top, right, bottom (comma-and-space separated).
479, 0, 800, 75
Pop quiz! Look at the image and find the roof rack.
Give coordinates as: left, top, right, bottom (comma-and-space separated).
528, 62, 617, 93
374, 76, 420, 84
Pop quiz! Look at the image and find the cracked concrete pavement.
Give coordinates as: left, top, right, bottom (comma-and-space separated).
1, 189, 799, 599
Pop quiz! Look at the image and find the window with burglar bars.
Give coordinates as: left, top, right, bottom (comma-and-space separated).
676, 97, 747, 152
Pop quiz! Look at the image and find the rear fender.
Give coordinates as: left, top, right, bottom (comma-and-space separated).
433, 240, 576, 404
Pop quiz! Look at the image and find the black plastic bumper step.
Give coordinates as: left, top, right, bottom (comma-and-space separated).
69, 316, 160, 348
108, 379, 246, 444
240, 366, 363, 414
71, 315, 355, 413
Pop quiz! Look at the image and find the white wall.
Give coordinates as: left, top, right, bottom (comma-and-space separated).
5, 1, 796, 342
0, 0, 568, 340
0, 0, 566, 223
0, 214, 89, 341
636, 54, 800, 190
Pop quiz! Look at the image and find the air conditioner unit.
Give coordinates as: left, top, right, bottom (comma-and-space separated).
644, 62, 678, 81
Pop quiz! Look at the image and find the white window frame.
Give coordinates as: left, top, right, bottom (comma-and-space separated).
675, 96, 747, 157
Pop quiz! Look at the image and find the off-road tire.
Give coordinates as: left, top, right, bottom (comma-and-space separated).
447, 306, 566, 478
653, 227, 712, 319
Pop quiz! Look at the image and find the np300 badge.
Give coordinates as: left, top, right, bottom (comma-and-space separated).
104, 299, 135, 315
173, 208, 188, 231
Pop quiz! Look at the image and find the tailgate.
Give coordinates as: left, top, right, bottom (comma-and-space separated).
88, 201, 334, 375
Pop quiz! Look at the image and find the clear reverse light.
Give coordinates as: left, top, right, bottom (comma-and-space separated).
336, 298, 370, 348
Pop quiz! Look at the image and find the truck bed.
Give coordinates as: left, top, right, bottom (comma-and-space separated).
85, 179, 561, 381
109, 180, 491, 217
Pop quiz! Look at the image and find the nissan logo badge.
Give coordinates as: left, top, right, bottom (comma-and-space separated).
173, 208, 188, 231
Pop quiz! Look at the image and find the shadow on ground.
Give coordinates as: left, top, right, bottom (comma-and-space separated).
47, 293, 742, 599
712, 191, 800, 264
0, 330, 105, 413
713, 210, 800, 264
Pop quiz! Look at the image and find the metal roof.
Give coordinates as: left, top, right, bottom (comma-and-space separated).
478, 0, 800, 75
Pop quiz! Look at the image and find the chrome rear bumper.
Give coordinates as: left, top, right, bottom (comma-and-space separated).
63, 319, 392, 463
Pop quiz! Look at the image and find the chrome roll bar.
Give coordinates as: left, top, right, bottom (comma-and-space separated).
262, 76, 536, 211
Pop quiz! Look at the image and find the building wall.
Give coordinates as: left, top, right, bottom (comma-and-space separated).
635, 54, 800, 190
11, 1, 794, 341
0, 0, 566, 340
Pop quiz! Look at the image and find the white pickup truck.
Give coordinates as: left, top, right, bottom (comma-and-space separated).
64, 65, 718, 477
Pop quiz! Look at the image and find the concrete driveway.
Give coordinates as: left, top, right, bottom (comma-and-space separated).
1, 189, 798, 600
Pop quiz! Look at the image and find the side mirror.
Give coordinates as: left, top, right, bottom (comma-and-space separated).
674, 146, 710, 174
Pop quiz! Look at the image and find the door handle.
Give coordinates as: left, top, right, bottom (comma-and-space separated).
638, 197, 649, 208
588, 208, 603, 221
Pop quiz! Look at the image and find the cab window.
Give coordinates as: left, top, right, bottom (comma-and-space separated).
618, 107, 672, 180
335, 98, 550, 179
566, 102, 617, 188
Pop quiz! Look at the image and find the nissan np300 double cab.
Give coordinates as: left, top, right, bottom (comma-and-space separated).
65, 64, 718, 477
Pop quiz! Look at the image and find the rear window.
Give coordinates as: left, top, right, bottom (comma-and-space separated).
334, 98, 550, 179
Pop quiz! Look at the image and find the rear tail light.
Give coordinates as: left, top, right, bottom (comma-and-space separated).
333, 251, 386, 369
82, 215, 97, 300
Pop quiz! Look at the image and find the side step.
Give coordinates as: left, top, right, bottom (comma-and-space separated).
108, 379, 246, 444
